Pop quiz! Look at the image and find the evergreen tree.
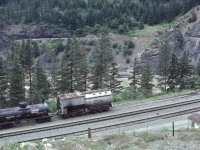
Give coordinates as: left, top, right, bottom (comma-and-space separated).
157, 42, 171, 92
75, 51, 89, 91
0, 57, 8, 108
32, 61, 51, 103
128, 58, 141, 99
129, 58, 140, 88
110, 62, 123, 93
140, 62, 153, 97
196, 59, 200, 76
179, 50, 194, 90
57, 38, 72, 93
9, 48, 25, 106
91, 31, 112, 90
44, 41, 59, 97
57, 58, 70, 93
23, 40, 34, 103
19, 39, 26, 68
71, 36, 84, 91
50, 53, 58, 96
57, 37, 83, 93
167, 53, 180, 91
192, 59, 200, 90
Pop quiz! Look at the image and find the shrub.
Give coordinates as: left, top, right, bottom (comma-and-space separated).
47, 100, 57, 112
150, 39, 159, 46
113, 43, 118, 49
126, 58, 130, 64
117, 44, 122, 51
52, 39, 65, 55
188, 11, 197, 23
118, 23, 129, 33
85, 47, 92, 52
139, 132, 164, 143
87, 39, 97, 46
124, 40, 135, 49
31, 41, 40, 58
80, 39, 87, 45
123, 48, 132, 57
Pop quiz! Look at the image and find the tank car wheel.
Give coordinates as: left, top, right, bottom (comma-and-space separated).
9, 123, 14, 128
36, 119, 42, 123
46, 118, 51, 122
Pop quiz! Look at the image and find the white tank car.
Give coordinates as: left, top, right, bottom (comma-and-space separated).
57, 89, 113, 117
85, 90, 113, 106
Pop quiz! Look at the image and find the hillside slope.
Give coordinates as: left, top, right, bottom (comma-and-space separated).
1, 6, 200, 75
137, 6, 200, 73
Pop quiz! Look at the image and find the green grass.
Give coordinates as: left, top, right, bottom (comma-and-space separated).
129, 24, 169, 36
114, 89, 199, 106
127, 12, 188, 36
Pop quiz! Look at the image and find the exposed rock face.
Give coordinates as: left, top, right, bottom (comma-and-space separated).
138, 48, 159, 74
138, 29, 185, 74
0, 32, 10, 52
185, 21, 200, 37
138, 18, 200, 73
161, 29, 185, 56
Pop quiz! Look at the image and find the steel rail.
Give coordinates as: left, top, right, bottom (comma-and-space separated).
1, 97, 200, 141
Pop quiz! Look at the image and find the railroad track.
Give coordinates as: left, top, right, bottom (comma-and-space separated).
115, 91, 200, 110
15, 107, 200, 143
1, 96, 200, 143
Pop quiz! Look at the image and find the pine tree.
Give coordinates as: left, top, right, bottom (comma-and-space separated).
9, 49, 25, 107
196, 59, 200, 76
75, 52, 89, 92
19, 39, 26, 68
128, 58, 140, 98
32, 61, 51, 103
193, 59, 200, 89
57, 37, 83, 93
157, 42, 171, 92
45, 41, 58, 97
91, 31, 112, 89
0, 57, 8, 108
167, 53, 180, 91
23, 39, 34, 103
129, 58, 140, 88
110, 62, 123, 93
57, 38, 70, 93
50, 53, 58, 96
71, 36, 84, 91
179, 50, 194, 90
140, 62, 153, 97
57, 58, 70, 93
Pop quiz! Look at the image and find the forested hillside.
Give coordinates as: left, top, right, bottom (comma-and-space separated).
0, 0, 199, 34
1, 0, 200, 109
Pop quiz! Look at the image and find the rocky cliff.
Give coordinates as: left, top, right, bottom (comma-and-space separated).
0, 32, 10, 57
138, 18, 200, 74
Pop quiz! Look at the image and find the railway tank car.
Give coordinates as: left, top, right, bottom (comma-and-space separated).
0, 102, 52, 129
85, 90, 113, 112
57, 89, 113, 118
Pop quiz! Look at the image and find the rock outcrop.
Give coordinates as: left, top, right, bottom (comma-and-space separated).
138, 29, 185, 73
0, 32, 10, 52
185, 21, 200, 37
138, 17, 200, 73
